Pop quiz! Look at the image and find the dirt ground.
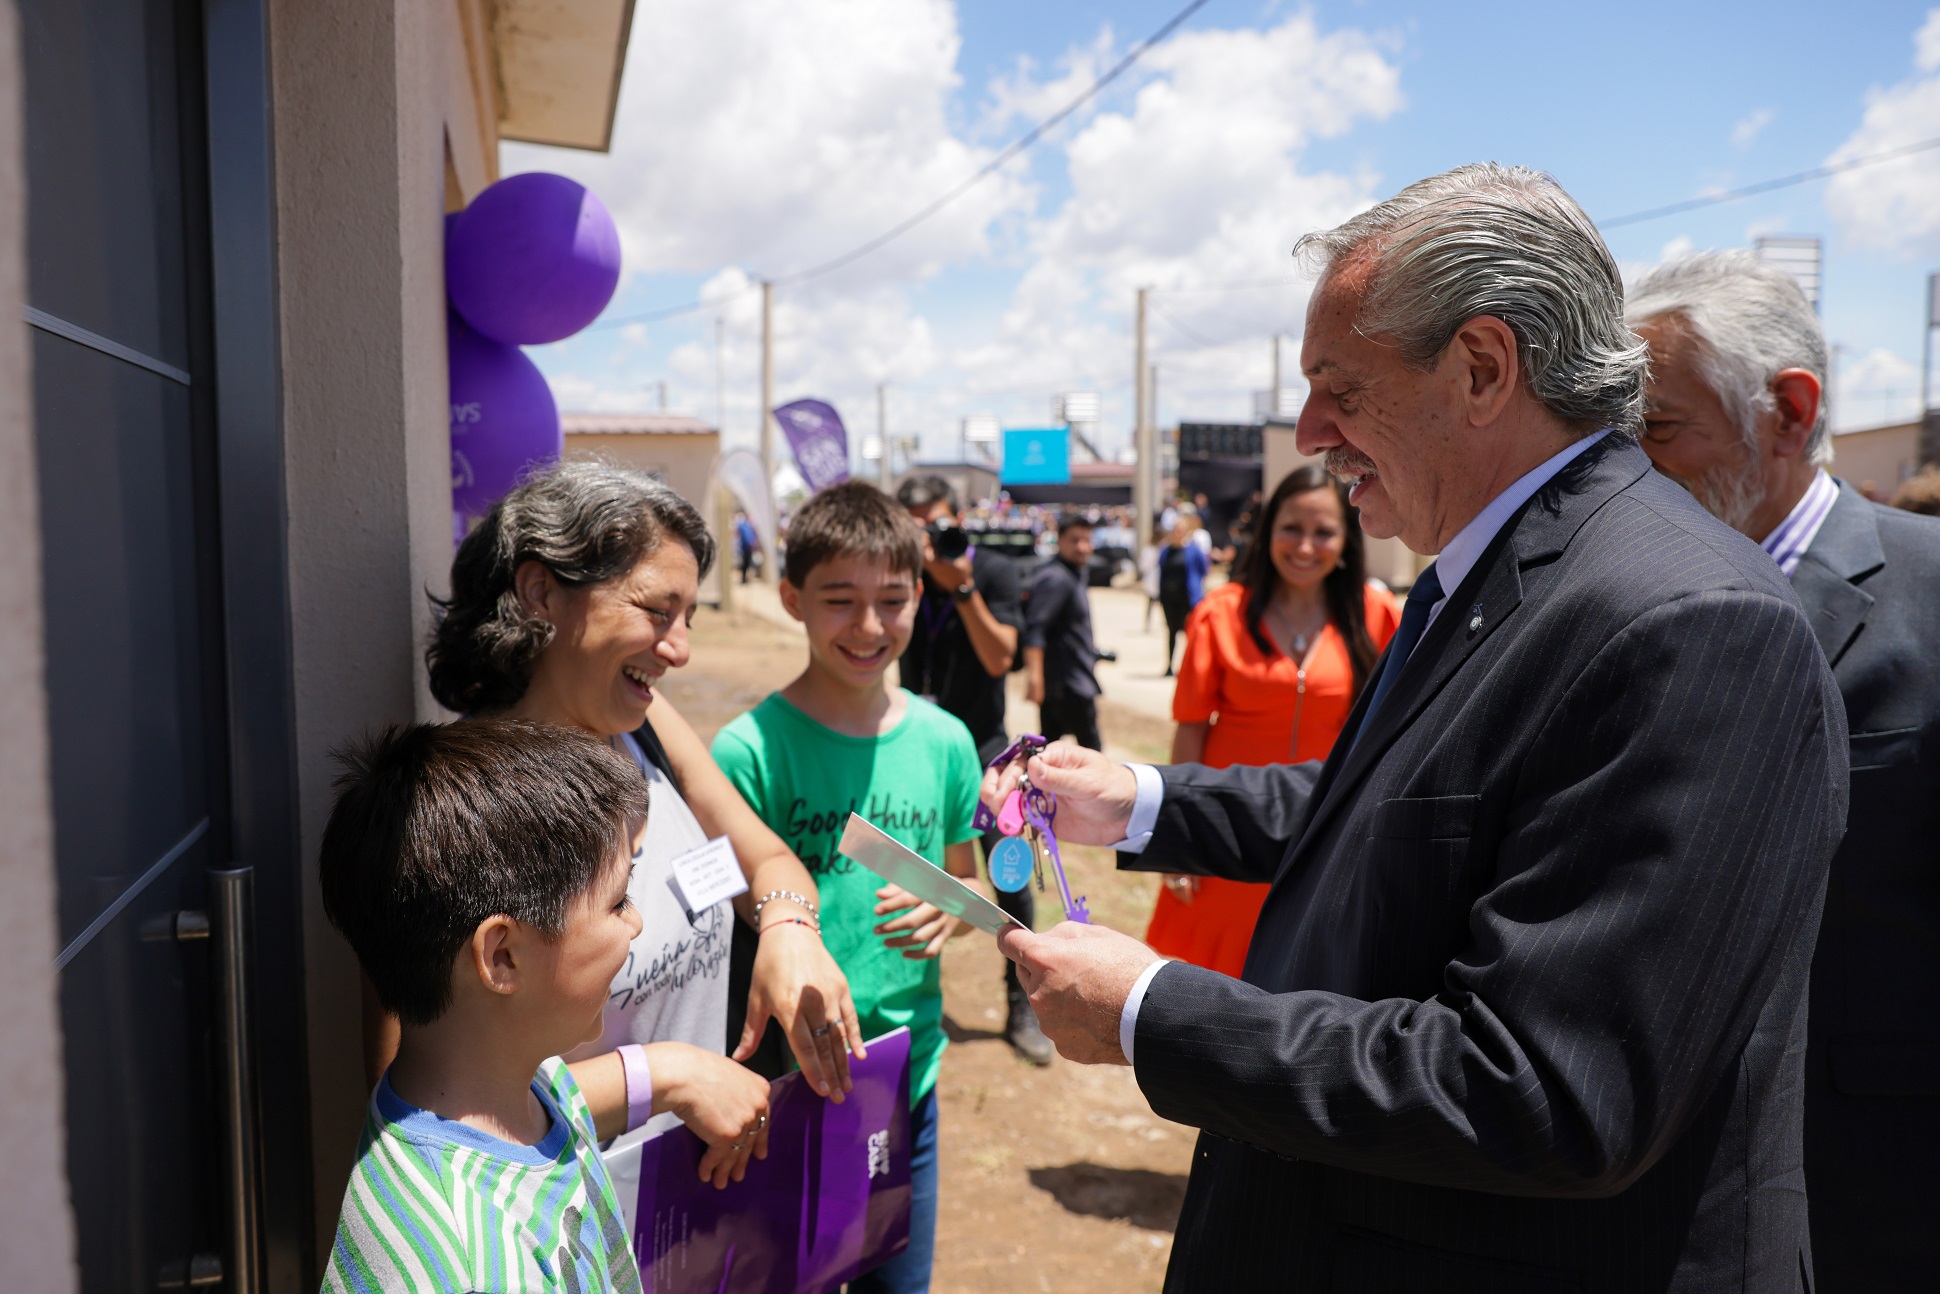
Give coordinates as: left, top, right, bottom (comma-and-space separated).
660, 603, 1196, 1294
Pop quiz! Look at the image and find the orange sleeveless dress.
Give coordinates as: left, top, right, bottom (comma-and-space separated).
1143, 581, 1402, 977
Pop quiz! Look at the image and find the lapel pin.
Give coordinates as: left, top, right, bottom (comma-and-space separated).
1468, 604, 1483, 635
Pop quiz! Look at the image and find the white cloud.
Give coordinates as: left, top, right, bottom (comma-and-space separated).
979, 29, 1117, 138
1918, 8, 1940, 71
506, 4, 1403, 457
1832, 346, 1923, 431
1825, 9, 1940, 254
1730, 107, 1775, 148
953, 14, 1402, 430
502, 0, 1031, 292
1618, 235, 1698, 290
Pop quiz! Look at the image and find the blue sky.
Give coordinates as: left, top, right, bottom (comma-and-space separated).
505, 0, 1940, 463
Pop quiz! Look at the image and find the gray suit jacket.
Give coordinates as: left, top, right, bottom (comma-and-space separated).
1794, 483, 1940, 1288
1122, 439, 1847, 1292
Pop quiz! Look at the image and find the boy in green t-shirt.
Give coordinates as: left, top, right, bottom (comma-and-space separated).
712, 481, 987, 1294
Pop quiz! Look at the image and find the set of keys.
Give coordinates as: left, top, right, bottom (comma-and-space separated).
974, 735, 1090, 924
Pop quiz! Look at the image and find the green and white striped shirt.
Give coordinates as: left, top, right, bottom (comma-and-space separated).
323, 1059, 641, 1293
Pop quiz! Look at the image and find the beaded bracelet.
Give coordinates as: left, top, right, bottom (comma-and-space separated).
752, 889, 819, 925
759, 915, 821, 936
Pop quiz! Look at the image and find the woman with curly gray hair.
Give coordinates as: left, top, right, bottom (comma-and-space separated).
375, 460, 861, 1212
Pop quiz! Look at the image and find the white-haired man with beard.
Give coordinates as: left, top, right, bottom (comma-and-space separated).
983, 165, 1846, 1292
1629, 251, 1940, 1289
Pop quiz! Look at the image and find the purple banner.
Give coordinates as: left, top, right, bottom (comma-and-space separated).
773, 399, 852, 494
633, 1028, 912, 1293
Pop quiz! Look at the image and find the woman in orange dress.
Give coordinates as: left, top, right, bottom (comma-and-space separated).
1144, 464, 1402, 977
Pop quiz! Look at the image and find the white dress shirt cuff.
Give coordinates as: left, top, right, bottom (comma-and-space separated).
1120, 959, 1173, 1066
1110, 763, 1165, 853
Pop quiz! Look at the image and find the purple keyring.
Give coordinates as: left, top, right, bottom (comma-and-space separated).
985, 733, 1047, 771
1022, 783, 1089, 925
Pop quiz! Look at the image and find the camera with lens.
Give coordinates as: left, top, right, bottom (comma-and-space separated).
926, 521, 971, 561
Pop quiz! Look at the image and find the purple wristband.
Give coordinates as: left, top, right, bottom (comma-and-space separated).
617, 1044, 653, 1133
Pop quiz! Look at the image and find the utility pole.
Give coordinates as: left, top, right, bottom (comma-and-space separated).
712, 313, 734, 612
713, 316, 726, 431
1134, 286, 1153, 549
759, 279, 776, 578
1923, 272, 1940, 447
1270, 334, 1281, 418
877, 383, 890, 486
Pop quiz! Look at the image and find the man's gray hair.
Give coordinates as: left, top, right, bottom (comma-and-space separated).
1295, 163, 1647, 434
1625, 250, 1831, 465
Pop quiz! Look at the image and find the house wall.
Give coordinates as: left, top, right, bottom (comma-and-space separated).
1830, 421, 1920, 495
0, 0, 79, 1285
566, 431, 721, 520
269, 0, 497, 1254
565, 431, 724, 602
1263, 424, 1425, 589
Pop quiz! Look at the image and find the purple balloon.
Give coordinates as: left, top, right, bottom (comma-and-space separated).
447, 172, 621, 345
448, 312, 561, 516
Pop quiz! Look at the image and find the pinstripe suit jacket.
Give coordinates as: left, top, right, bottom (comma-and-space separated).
1122, 439, 1847, 1292
1794, 485, 1940, 1287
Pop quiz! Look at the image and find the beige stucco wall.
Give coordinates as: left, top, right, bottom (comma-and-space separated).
1830, 421, 1920, 494
565, 432, 724, 603
271, 0, 496, 1254
565, 431, 720, 519
0, 0, 79, 1286
1263, 423, 1426, 588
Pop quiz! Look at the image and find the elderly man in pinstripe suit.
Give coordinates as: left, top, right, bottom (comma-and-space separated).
989, 165, 1845, 1292
1629, 251, 1940, 1291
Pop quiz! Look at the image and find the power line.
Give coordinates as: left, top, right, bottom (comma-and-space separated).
589, 0, 1216, 330
591, 290, 756, 328
1599, 134, 1940, 229
1148, 301, 1221, 348
776, 0, 1214, 286
1151, 276, 1299, 295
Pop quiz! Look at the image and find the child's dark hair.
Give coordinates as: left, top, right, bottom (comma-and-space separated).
783, 481, 924, 586
318, 719, 648, 1026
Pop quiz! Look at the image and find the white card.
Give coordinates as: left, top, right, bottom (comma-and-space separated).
665, 835, 748, 922
837, 814, 1026, 937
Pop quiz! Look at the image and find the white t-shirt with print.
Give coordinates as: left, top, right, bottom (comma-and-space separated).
563, 730, 736, 1233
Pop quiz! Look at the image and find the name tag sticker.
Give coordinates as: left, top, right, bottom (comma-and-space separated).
665, 836, 748, 924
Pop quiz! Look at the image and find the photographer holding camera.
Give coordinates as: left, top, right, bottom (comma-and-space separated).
895, 475, 1052, 1065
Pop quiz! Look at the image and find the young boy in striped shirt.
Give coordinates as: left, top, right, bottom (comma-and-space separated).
317, 719, 656, 1292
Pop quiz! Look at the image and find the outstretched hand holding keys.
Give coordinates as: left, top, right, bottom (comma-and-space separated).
981, 740, 1165, 1066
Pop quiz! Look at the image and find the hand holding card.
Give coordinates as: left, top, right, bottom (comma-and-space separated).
837, 816, 1024, 937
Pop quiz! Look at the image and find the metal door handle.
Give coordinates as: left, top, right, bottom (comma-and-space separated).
209, 868, 262, 1294
157, 1253, 223, 1288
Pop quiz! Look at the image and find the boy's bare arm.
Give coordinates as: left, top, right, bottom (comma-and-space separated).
570, 1042, 774, 1191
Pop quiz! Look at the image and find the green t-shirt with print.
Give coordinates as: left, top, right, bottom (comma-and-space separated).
711, 691, 981, 1104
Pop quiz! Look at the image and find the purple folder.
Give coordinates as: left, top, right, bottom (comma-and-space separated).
633, 1028, 913, 1293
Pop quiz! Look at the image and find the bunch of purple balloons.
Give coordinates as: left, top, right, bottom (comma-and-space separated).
446, 172, 621, 529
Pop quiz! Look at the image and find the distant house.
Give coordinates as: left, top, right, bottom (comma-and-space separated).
564, 412, 722, 517
564, 413, 724, 602
1831, 420, 1922, 498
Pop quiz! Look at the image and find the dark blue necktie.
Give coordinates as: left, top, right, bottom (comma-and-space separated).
1350, 561, 1442, 752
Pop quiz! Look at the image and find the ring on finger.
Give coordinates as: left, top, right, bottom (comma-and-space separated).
756, 1113, 768, 1132
810, 1023, 832, 1038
